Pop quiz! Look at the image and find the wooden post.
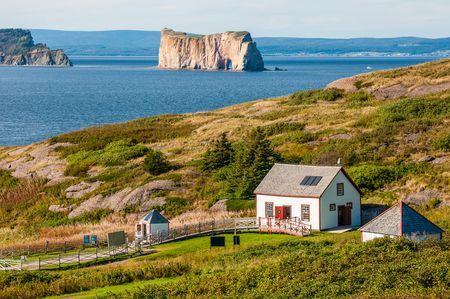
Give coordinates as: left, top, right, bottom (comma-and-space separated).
45, 241, 49, 254
198, 222, 201, 234
38, 257, 41, 270
64, 242, 67, 253
184, 225, 187, 240
78, 251, 81, 264
58, 254, 61, 268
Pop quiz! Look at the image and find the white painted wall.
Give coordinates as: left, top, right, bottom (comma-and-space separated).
362, 232, 394, 242
256, 194, 320, 230
362, 232, 442, 242
320, 171, 361, 230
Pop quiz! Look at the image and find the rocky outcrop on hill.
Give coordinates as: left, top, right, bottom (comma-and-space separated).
0, 143, 72, 185
0, 29, 72, 66
158, 28, 264, 71
68, 180, 180, 218
326, 58, 450, 99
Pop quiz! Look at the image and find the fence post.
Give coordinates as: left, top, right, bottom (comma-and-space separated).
95, 248, 98, 261
184, 225, 187, 240
58, 254, 61, 268
45, 241, 49, 254
38, 257, 40, 270
78, 251, 81, 264
211, 220, 215, 232
64, 242, 67, 253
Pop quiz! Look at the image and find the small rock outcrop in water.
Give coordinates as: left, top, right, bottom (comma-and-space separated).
158, 28, 264, 71
0, 29, 72, 66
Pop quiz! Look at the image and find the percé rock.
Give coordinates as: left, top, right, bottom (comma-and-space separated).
158, 28, 264, 71
0, 29, 72, 67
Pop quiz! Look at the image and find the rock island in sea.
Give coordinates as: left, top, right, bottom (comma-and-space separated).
158, 28, 264, 71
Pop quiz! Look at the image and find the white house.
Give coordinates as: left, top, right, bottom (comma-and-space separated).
359, 201, 443, 242
254, 163, 362, 232
135, 209, 169, 241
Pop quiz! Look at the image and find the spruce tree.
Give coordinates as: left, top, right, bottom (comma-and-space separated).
200, 133, 234, 171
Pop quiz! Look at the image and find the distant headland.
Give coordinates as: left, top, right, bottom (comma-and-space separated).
158, 28, 264, 71
0, 29, 72, 67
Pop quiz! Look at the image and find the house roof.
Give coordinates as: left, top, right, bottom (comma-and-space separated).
254, 163, 359, 198
359, 201, 443, 236
141, 209, 169, 224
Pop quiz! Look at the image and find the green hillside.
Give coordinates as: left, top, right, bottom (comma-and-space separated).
0, 59, 449, 247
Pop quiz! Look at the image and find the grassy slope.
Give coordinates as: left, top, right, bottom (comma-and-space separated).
0, 59, 449, 244
0, 232, 447, 298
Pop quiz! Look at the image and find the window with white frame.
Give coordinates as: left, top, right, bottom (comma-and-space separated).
301, 204, 310, 222
337, 183, 344, 196
265, 202, 274, 217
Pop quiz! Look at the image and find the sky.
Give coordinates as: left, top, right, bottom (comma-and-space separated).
1, 0, 449, 38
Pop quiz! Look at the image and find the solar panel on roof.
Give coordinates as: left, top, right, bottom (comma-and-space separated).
311, 176, 322, 185
300, 176, 323, 186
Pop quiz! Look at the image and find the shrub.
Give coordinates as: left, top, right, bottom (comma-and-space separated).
346, 92, 371, 107
200, 133, 234, 171
143, 149, 171, 175
0, 170, 20, 190
432, 133, 450, 152
288, 88, 344, 105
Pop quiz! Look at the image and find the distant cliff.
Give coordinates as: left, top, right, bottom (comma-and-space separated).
0, 29, 71, 66
158, 28, 264, 71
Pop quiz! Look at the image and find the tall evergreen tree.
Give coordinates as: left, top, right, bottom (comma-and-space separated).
227, 127, 280, 199
200, 133, 234, 171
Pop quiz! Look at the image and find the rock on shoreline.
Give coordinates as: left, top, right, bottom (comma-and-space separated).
0, 29, 72, 67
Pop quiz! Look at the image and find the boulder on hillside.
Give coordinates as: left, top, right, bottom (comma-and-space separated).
68, 180, 179, 218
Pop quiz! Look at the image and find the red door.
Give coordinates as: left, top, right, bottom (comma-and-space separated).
275, 206, 285, 219
344, 206, 352, 226
338, 205, 352, 226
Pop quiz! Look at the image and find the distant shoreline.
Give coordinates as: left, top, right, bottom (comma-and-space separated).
67, 54, 448, 58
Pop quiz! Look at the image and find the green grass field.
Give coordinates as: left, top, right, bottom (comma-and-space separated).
2, 231, 447, 299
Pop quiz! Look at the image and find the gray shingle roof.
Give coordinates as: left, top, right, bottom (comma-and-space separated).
254, 163, 345, 198
141, 209, 169, 224
359, 202, 443, 236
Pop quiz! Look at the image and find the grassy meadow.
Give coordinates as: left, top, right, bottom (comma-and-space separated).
0, 232, 448, 298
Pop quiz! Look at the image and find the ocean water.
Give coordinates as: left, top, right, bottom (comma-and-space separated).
0, 56, 436, 146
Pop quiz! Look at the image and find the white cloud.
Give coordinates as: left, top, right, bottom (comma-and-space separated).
0, 0, 449, 37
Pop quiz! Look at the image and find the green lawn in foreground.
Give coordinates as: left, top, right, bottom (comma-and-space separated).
44, 232, 359, 299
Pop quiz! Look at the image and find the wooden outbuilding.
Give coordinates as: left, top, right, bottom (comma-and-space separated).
135, 209, 169, 241
359, 201, 443, 242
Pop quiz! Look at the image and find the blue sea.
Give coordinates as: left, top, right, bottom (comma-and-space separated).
0, 56, 437, 146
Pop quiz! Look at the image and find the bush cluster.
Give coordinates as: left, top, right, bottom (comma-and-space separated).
288, 88, 344, 105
